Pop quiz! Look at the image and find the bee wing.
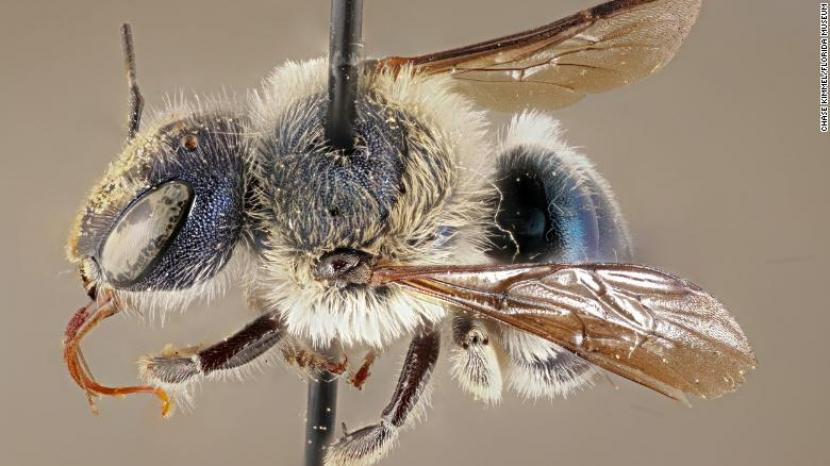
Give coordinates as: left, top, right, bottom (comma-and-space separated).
377, 0, 701, 111
371, 263, 756, 403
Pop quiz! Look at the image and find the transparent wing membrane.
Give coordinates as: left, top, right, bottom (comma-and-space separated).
379, 0, 701, 111
371, 262, 756, 403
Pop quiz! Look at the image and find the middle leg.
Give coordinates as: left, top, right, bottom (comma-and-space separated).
325, 328, 440, 466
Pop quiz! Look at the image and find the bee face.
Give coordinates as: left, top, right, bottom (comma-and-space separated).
67, 113, 250, 298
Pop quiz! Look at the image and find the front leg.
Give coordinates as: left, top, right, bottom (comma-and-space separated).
325, 328, 440, 466
139, 310, 284, 391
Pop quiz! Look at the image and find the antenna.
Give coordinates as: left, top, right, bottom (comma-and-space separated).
121, 23, 144, 141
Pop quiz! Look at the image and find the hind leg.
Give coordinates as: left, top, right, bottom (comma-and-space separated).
448, 314, 503, 404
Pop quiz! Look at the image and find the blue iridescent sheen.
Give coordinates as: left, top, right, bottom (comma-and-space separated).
486, 145, 631, 264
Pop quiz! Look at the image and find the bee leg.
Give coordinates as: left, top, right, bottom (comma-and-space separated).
449, 315, 503, 404
500, 327, 599, 399
349, 351, 376, 390
325, 329, 440, 466
139, 310, 284, 388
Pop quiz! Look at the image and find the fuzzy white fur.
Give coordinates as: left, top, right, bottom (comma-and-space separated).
449, 343, 504, 404
448, 322, 504, 404
250, 59, 492, 348
500, 328, 599, 399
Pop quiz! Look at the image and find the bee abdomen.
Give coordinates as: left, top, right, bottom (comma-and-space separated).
486, 112, 632, 264
481, 112, 631, 400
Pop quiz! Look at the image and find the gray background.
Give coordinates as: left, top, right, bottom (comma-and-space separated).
0, 1, 826, 465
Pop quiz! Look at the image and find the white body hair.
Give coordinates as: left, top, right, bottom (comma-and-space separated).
448, 319, 505, 404
500, 328, 599, 399
249, 59, 491, 349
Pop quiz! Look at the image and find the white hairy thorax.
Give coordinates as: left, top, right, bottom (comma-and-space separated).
248, 59, 492, 350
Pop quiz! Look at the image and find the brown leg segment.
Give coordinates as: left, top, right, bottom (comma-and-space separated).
282, 348, 350, 377
349, 351, 376, 390
139, 310, 284, 386
325, 328, 440, 466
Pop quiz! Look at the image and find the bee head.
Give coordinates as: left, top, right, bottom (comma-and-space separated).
66, 111, 250, 308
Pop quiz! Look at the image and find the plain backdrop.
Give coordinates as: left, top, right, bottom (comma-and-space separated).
0, 1, 827, 465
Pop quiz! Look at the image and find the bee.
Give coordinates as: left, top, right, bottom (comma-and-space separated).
63, 1, 756, 465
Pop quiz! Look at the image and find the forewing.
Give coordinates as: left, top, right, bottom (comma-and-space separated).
378, 0, 701, 111
372, 263, 756, 403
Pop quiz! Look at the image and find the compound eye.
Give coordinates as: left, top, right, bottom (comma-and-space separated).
99, 181, 193, 285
